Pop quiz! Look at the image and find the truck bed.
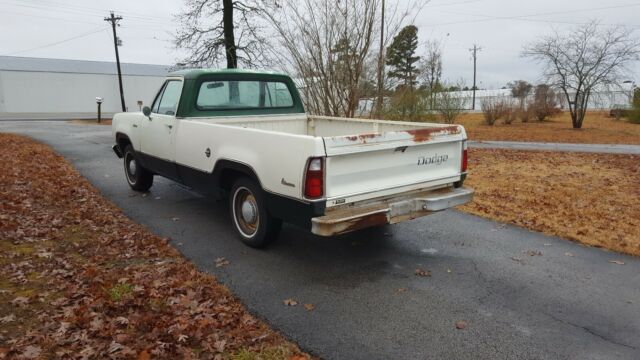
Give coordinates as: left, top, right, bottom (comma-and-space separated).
196, 113, 459, 139
190, 114, 467, 207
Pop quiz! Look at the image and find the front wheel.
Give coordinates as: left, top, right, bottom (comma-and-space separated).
229, 178, 282, 248
123, 145, 153, 192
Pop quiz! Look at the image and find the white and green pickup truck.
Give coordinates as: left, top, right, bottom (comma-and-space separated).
112, 69, 473, 247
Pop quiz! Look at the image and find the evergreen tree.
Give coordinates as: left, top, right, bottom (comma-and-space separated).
386, 25, 420, 88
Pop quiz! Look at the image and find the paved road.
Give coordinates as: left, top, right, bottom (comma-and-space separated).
2, 121, 639, 360
469, 140, 640, 154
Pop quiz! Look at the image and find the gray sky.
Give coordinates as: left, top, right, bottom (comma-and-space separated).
1, 0, 639, 89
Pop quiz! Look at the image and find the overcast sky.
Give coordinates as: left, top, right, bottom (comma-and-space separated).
1, 0, 639, 89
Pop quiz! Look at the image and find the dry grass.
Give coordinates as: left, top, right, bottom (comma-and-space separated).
454, 111, 640, 144
461, 148, 640, 256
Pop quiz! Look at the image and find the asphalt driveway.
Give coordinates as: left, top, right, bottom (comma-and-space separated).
2, 121, 639, 360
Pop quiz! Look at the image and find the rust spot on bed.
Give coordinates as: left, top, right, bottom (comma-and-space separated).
406, 126, 461, 142
346, 132, 382, 143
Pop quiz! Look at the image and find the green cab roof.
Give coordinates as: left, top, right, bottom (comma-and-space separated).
169, 68, 291, 80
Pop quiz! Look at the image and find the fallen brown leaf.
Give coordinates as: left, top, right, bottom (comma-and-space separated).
0, 314, 16, 324
455, 321, 467, 330
303, 303, 315, 311
21, 345, 41, 359
215, 257, 230, 268
11, 296, 29, 306
283, 299, 298, 306
137, 350, 151, 360
177, 334, 189, 343
415, 268, 431, 277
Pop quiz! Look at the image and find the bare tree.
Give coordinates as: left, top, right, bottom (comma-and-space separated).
523, 21, 640, 128
419, 40, 443, 109
174, 0, 270, 68
258, 0, 380, 117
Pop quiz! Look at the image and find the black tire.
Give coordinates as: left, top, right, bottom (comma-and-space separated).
229, 177, 282, 248
123, 145, 153, 192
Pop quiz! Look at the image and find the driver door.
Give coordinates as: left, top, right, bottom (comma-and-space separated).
140, 79, 182, 180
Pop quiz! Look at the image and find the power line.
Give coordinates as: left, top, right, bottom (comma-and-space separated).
1, 27, 108, 56
0, 0, 171, 25
425, 0, 485, 8
5, 0, 172, 22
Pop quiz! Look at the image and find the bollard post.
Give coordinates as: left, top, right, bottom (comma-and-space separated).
96, 97, 104, 123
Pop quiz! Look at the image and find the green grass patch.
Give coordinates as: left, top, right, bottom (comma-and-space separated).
107, 282, 133, 302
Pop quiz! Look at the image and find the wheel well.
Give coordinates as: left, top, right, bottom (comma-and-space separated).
116, 133, 131, 150
214, 161, 261, 193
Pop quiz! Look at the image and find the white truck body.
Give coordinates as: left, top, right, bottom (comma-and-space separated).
112, 69, 473, 243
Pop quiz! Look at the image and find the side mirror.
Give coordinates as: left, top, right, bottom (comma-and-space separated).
142, 106, 151, 117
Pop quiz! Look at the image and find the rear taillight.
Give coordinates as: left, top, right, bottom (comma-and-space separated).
304, 157, 324, 199
461, 141, 468, 172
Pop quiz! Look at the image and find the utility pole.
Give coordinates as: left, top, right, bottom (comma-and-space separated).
374, 0, 385, 118
104, 12, 126, 112
469, 44, 482, 110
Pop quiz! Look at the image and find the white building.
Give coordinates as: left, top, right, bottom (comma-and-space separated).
0, 56, 170, 119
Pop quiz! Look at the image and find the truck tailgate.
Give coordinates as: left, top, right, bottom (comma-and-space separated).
323, 125, 465, 204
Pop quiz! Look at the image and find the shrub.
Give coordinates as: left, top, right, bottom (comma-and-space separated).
503, 106, 517, 124
517, 108, 533, 123
434, 85, 466, 124
529, 84, 561, 121
481, 97, 511, 125
384, 86, 428, 121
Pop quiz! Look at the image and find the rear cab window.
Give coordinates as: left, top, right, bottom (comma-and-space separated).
196, 80, 294, 110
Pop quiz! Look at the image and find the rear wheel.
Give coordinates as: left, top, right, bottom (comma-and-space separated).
229, 177, 281, 248
123, 145, 153, 191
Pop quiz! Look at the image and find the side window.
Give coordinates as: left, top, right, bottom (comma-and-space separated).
156, 81, 182, 116
151, 82, 167, 114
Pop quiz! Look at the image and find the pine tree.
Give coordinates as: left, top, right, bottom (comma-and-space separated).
386, 25, 420, 88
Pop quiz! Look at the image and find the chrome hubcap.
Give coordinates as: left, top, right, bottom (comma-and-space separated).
128, 158, 137, 176
233, 187, 259, 237
241, 200, 258, 223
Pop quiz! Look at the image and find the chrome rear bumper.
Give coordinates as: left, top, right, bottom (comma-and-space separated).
311, 187, 474, 236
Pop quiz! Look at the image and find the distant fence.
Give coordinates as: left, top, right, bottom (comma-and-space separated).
356, 89, 635, 117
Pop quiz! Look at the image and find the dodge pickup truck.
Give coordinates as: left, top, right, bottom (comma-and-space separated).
111, 69, 474, 247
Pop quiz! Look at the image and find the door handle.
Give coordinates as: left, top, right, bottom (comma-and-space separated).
165, 124, 173, 129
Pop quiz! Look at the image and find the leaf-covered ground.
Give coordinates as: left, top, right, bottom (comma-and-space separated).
461, 148, 640, 256
0, 133, 308, 359
454, 111, 640, 144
